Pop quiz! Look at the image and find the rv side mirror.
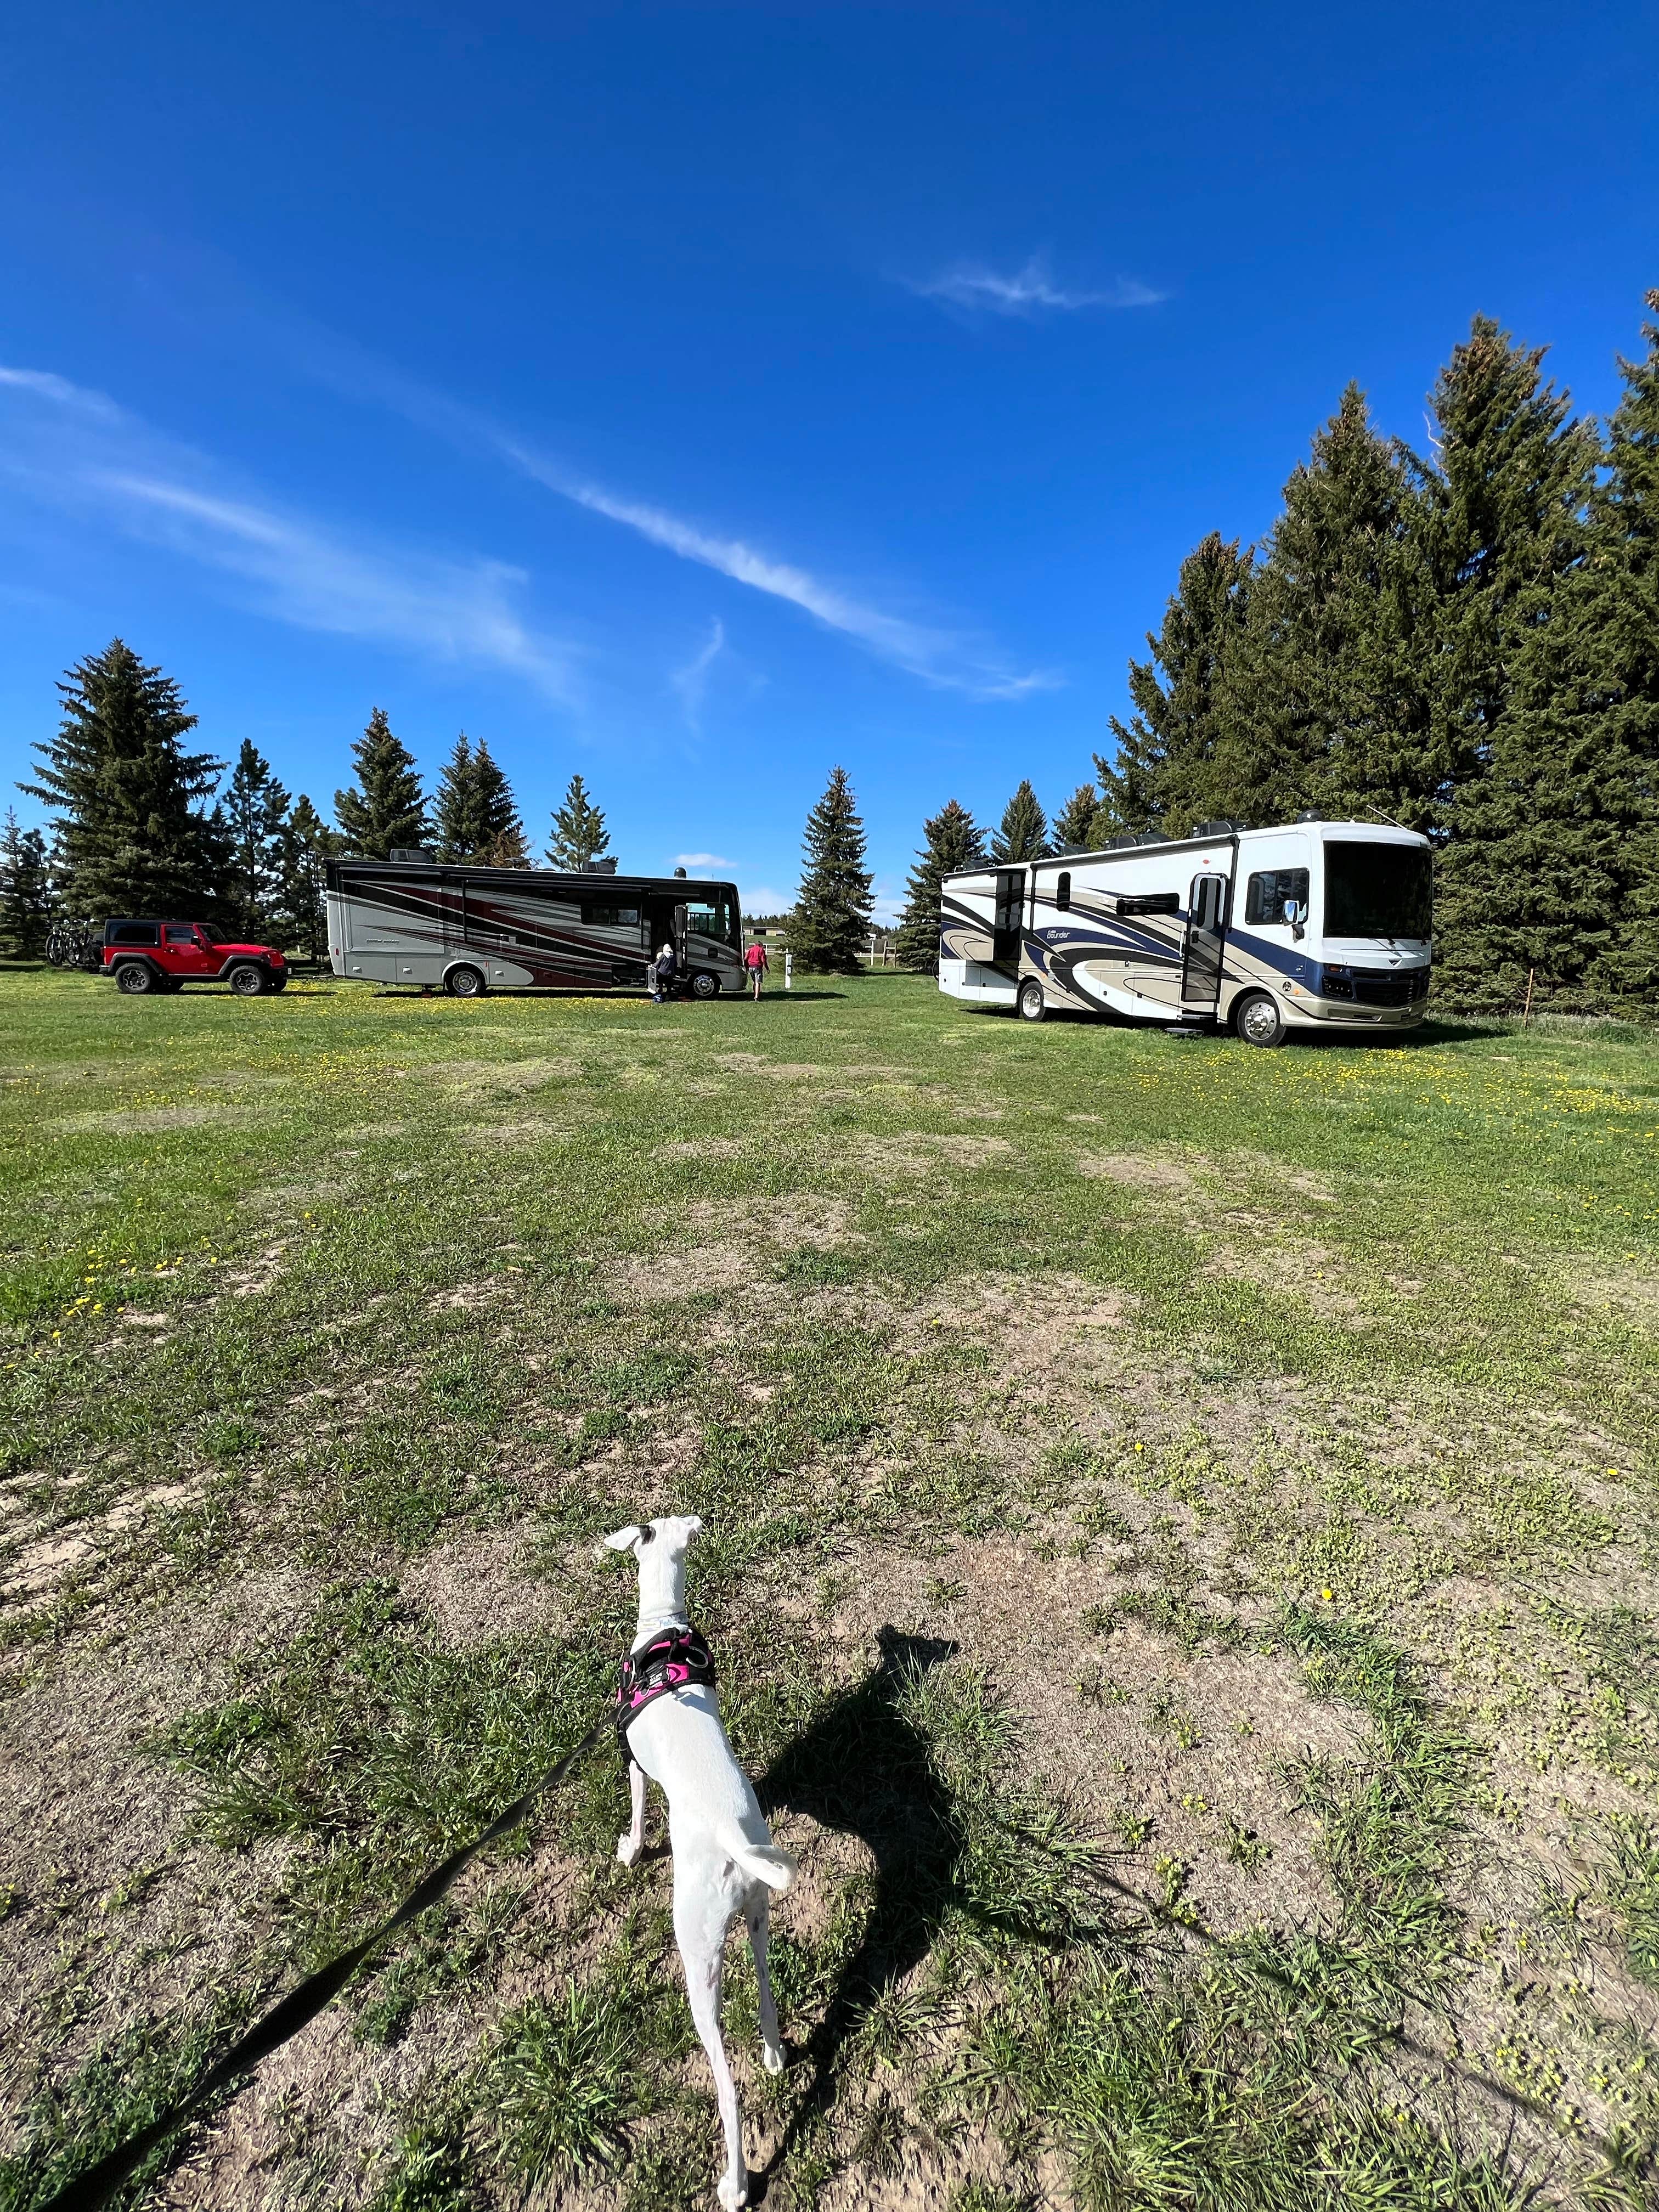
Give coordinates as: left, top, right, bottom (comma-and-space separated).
1282, 899, 1306, 940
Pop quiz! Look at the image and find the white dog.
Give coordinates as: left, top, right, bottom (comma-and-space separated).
602, 1514, 794, 2209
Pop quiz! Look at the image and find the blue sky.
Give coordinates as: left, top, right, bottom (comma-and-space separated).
2, 2, 1655, 920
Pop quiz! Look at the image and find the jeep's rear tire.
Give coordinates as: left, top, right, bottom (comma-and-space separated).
115, 961, 156, 995
228, 962, 269, 997
445, 964, 486, 998
1235, 990, 1288, 1048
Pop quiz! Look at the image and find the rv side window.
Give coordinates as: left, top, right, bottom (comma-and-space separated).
1114, 892, 1180, 918
994, 871, 1024, 934
684, 893, 738, 945
1055, 871, 1071, 912
1244, 868, 1310, 925
582, 902, 642, 929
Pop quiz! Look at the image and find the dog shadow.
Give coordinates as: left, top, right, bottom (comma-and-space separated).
751, 1624, 972, 2191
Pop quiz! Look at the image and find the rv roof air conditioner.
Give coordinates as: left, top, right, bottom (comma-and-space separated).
390, 847, 436, 864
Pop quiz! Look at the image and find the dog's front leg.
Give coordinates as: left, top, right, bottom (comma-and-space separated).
746, 1898, 785, 2074
678, 1910, 747, 2208
616, 1759, 647, 1867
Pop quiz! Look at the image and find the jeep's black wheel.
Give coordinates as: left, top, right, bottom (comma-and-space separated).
228, 963, 269, 997
1017, 978, 1046, 1023
445, 964, 486, 998
1235, 991, 1288, 1047
115, 962, 156, 995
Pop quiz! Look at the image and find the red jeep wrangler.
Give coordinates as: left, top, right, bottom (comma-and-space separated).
103, 920, 289, 996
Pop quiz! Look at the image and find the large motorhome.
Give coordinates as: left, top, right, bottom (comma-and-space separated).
939, 819, 1432, 1045
325, 858, 744, 997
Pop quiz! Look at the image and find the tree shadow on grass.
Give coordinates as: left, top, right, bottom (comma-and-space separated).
749, 1626, 966, 2192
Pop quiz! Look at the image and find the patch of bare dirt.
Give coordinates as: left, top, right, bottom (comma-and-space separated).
620, 1242, 759, 1301
663, 1137, 749, 1158
398, 1523, 566, 1647
1077, 1151, 1197, 1191
225, 1240, 289, 1298
438, 1056, 579, 1095
856, 1133, 1014, 1178
690, 1194, 862, 1253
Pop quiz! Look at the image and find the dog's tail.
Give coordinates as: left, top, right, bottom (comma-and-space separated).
716, 1821, 796, 1893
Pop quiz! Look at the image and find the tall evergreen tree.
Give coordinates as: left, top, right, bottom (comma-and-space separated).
545, 773, 611, 870
1051, 783, 1101, 850
273, 796, 335, 962
334, 708, 428, 857
433, 733, 484, 861
1436, 297, 1659, 1010
894, 799, 986, 973
1218, 385, 1441, 832
1097, 533, 1252, 836
22, 640, 222, 918
792, 765, 874, 973
471, 739, 529, 866
1423, 317, 1604, 1006
988, 779, 1049, 863
219, 740, 291, 932
0, 809, 53, 958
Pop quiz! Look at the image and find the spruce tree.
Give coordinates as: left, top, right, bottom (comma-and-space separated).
1443, 296, 1659, 1011
433, 733, 483, 861
545, 773, 612, 871
0, 810, 53, 958
22, 640, 222, 918
894, 799, 986, 973
1098, 533, 1252, 836
471, 740, 529, 865
276, 797, 335, 963
334, 708, 428, 857
792, 765, 874, 973
1422, 318, 1604, 1007
1052, 783, 1101, 850
1218, 385, 1441, 832
220, 740, 291, 932
988, 779, 1049, 863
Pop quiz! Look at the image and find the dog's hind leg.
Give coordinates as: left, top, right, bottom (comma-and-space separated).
616, 1759, 647, 1867
678, 1907, 747, 2208
746, 1897, 785, 2074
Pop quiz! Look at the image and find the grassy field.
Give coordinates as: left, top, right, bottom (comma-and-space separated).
2, 966, 1657, 2212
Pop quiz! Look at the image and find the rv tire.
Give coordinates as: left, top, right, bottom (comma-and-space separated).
445, 964, 487, 998
1235, 991, 1287, 1048
689, 970, 720, 1000
1017, 979, 1046, 1023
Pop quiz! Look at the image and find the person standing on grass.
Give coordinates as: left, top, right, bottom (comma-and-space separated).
653, 939, 677, 1003
743, 937, 769, 1001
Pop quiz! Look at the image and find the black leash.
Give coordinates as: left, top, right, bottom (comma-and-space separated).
40, 1712, 607, 2212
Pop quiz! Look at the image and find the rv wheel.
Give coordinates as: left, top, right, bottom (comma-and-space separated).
1235, 991, 1287, 1048
689, 970, 720, 1000
1017, 979, 1046, 1023
445, 964, 487, 998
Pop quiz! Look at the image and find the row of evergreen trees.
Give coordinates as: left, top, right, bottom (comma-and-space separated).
893, 299, 1659, 1012
3, 642, 619, 958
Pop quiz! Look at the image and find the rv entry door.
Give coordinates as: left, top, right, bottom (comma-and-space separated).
1181, 872, 1228, 1011
992, 870, 1025, 968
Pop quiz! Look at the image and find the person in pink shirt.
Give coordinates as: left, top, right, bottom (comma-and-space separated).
743, 938, 769, 1001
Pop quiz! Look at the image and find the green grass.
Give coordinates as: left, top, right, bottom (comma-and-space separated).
2, 967, 1658, 2207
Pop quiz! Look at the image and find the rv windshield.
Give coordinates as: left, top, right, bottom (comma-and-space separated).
1324, 842, 1431, 939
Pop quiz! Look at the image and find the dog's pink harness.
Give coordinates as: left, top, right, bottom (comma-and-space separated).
615, 1626, 716, 1766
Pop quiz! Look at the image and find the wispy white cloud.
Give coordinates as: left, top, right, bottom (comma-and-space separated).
503, 448, 1056, 702
278, 324, 1057, 701
910, 256, 1164, 317
675, 850, 735, 870
669, 617, 726, 732
0, 366, 581, 703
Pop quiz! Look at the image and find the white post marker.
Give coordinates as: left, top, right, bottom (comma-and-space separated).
783, 951, 793, 991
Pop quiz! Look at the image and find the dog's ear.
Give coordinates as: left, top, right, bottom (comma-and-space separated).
599, 1524, 647, 1556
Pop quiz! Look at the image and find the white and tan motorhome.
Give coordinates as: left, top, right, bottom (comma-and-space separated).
939, 819, 1432, 1045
